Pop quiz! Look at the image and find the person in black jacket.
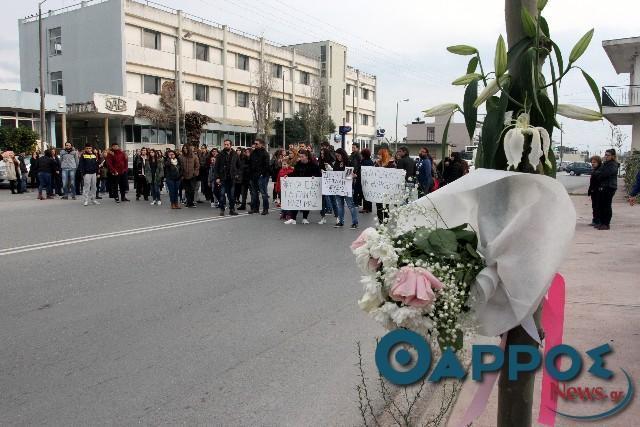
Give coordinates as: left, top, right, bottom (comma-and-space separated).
235, 148, 251, 210
593, 149, 619, 230
78, 144, 100, 206
249, 138, 270, 215
285, 149, 322, 224
36, 149, 58, 199
214, 139, 240, 216
359, 148, 374, 214
587, 155, 602, 226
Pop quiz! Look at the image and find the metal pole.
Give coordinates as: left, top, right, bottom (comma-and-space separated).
559, 122, 563, 165
395, 101, 399, 152
282, 69, 286, 149
38, 1, 47, 151
174, 38, 179, 149
176, 10, 183, 148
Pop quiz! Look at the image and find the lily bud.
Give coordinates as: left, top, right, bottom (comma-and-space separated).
423, 103, 459, 117
452, 73, 482, 86
494, 35, 507, 77
446, 45, 478, 56
556, 104, 602, 121
569, 29, 594, 64
473, 75, 510, 108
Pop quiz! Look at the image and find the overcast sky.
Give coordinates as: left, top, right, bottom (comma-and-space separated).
1, 0, 638, 153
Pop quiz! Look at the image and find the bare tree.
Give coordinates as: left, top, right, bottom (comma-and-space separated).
251, 61, 275, 144
300, 81, 336, 146
609, 124, 629, 153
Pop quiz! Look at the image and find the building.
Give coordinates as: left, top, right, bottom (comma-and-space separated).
0, 89, 66, 148
18, 0, 377, 153
404, 115, 472, 158
602, 37, 640, 151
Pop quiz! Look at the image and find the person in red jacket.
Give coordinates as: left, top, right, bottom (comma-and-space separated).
106, 142, 130, 203
276, 158, 294, 218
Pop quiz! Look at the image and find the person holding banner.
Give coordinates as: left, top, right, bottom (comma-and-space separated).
333, 148, 358, 229
285, 150, 322, 225
359, 148, 374, 214
375, 146, 396, 223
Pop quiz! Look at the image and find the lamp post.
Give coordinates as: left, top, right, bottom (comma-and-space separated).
173, 22, 192, 149
395, 98, 409, 152
282, 68, 286, 150
38, 0, 47, 151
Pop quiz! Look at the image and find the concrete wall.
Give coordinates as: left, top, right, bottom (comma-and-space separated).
19, 0, 125, 104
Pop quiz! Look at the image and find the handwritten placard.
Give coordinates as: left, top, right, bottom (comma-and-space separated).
281, 177, 323, 210
322, 171, 353, 196
361, 166, 406, 203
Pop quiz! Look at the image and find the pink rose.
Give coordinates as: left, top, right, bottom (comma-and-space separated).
390, 266, 444, 307
351, 229, 370, 251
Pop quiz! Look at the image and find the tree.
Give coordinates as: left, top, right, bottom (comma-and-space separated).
251, 61, 275, 144
300, 82, 336, 147
0, 126, 39, 153
609, 124, 628, 154
273, 113, 306, 148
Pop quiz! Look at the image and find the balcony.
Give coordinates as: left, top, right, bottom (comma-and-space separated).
601, 85, 640, 125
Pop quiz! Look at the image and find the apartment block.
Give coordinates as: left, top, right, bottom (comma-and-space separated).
18, 0, 377, 152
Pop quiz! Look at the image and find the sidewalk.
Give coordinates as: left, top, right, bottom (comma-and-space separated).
447, 182, 640, 426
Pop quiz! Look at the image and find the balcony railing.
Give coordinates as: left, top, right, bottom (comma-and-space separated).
602, 85, 640, 107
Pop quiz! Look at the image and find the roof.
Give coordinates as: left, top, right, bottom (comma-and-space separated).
602, 37, 640, 74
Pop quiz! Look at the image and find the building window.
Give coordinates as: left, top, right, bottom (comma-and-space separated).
194, 84, 209, 102
49, 27, 62, 55
271, 63, 283, 79
361, 114, 369, 126
195, 43, 209, 61
346, 111, 351, 123
143, 75, 160, 94
320, 63, 326, 78
299, 71, 310, 85
320, 45, 326, 62
271, 97, 282, 113
362, 88, 369, 100
329, 45, 333, 78
346, 84, 351, 96
236, 91, 249, 108
236, 53, 249, 71
50, 71, 63, 95
426, 127, 435, 141
143, 29, 161, 50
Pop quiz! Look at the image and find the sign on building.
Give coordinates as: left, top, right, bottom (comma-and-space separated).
361, 166, 406, 203
93, 93, 136, 116
281, 177, 323, 210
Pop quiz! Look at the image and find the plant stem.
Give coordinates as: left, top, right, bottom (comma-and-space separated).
477, 54, 488, 87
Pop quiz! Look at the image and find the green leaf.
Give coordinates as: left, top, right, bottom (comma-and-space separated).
527, 47, 543, 119
521, 7, 537, 38
452, 73, 482, 86
414, 228, 434, 254
569, 29, 594, 64
428, 229, 458, 254
539, 16, 550, 37
551, 41, 565, 74
537, 0, 548, 11
465, 243, 481, 259
478, 91, 509, 169
581, 69, 602, 111
467, 57, 479, 74
494, 35, 508, 77
549, 55, 559, 112
463, 80, 478, 141
455, 229, 478, 245
447, 45, 478, 56
440, 114, 453, 177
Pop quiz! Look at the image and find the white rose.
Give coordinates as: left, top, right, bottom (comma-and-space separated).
358, 291, 383, 313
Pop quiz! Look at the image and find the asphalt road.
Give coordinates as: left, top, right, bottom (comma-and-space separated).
0, 190, 385, 425
0, 174, 588, 425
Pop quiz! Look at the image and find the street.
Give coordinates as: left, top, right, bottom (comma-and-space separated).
0, 191, 383, 425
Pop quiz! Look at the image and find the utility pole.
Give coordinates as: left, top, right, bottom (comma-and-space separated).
282, 69, 286, 149
174, 10, 182, 149
559, 122, 563, 165
395, 98, 409, 152
38, 0, 47, 151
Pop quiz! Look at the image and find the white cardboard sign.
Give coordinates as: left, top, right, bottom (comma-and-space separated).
361, 166, 406, 203
281, 177, 323, 210
321, 171, 353, 196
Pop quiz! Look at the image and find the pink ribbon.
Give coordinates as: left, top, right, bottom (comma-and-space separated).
537, 273, 566, 426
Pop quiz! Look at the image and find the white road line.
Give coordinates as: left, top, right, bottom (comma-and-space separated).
0, 215, 242, 256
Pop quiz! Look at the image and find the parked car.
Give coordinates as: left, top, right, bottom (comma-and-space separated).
565, 162, 592, 176
557, 161, 571, 172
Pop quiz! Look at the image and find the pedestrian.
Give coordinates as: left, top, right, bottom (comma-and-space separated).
359, 148, 374, 214
208, 149, 220, 208
350, 145, 363, 207
439, 152, 466, 186
134, 147, 150, 201
17, 153, 29, 193
417, 147, 433, 197
628, 168, 640, 206
587, 155, 602, 226
197, 144, 209, 204
106, 142, 130, 203
333, 148, 358, 229
249, 138, 270, 215
318, 147, 339, 225
78, 144, 100, 206
235, 148, 251, 210
214, 139, 240, 216
179, 144, 200, 208
593, 149, 619, 230
2, 151, 21, 194
52, 148, 63, 196
164, 150, 182, 209
375, 146, 396, 223
285, 149, 321, 225
36, 149, 57, 199
29, 151, 39, 188
145, 149, 164, 205
277, 157, 295, 221
270, 149, 284, 205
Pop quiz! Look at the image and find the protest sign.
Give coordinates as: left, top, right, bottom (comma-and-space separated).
361, 166, 406, 203
322, 171, 353, 196
281, 177, 323, 210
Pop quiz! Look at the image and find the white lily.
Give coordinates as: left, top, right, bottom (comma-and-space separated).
503, 113, 552, 170
556, 104, 602, 121
423, 103, 459, 117
473, 74, 510, 108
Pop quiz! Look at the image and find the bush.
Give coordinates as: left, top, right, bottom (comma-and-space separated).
624, 150, 640, 194
0, 126, 39, 154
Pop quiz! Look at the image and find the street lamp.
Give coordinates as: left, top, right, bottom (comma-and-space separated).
395, 98, 409, 152
174, 27, 193, 149
38, 0, 47, 151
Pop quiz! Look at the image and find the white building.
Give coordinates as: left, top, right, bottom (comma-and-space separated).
602, 37, 640, 151
18, 0, 377, 152
404, 115, 472, 158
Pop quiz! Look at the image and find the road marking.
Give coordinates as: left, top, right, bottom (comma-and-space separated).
0, 215, 242, 256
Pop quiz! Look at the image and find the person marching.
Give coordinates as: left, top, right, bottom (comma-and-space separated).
332, 148, 358, 229
214, 139, 240, 216
134, 147, 150, 201
164, 150, 182, 209
145, 149, 164, 206
106, 143, 130, 203
285, 149, 322, 225
78, 144, 100, 206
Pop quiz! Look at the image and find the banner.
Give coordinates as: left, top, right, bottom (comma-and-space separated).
281, 177, 323, 210
322, 171, 353, 196
361, 166, 406, 203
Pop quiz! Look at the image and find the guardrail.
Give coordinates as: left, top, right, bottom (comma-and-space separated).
602, 85, 640, 107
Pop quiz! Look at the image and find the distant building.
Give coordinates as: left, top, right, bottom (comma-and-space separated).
18, 0, 377, 152
404, 115, 472, 159
602, 37, 640, 151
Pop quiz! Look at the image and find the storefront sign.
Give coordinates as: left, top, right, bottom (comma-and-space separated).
93, 93, 136, 116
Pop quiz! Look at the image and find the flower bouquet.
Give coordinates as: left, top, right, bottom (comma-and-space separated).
351, 211, 485, 351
